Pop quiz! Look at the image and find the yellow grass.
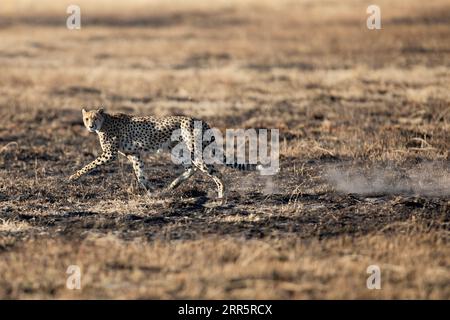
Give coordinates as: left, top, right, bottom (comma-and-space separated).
0, 0, 449, 299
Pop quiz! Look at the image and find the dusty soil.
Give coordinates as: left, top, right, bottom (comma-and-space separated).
0, 0, 449, 299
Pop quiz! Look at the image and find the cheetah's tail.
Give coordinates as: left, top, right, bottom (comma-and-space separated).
223, 159, 279, 174
223, 160, 262, 172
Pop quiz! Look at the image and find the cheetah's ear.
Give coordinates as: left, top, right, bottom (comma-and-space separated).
98, 108, 105, 114
82, 108, 86, 114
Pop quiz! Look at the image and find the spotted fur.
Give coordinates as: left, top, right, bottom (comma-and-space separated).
69, 108, 257, 198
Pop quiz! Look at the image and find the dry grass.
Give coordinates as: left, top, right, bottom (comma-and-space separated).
0, 219, 31, 232
0, 230, 448, 299
0, 0, 449, 299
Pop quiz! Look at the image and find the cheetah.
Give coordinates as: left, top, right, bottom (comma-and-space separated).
69, 108, 258, 199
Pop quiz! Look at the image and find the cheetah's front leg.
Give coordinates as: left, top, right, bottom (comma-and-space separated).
126, 154, 152, 192
69, 152, 117, 181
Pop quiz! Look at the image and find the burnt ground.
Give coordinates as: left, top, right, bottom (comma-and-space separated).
0, 0, 449, 299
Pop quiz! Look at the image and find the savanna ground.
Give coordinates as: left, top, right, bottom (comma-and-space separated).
0, 0, 449, 299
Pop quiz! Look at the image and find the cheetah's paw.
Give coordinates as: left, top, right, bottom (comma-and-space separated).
68, 174, 79, 182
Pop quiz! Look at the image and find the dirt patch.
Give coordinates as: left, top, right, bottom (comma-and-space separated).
0, 0, 449, 299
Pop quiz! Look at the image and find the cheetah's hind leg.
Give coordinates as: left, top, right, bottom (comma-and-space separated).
193, 162, 226, 201
163, 166, 197, 194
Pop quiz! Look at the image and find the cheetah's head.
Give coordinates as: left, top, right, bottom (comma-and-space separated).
82, 108, 105, 132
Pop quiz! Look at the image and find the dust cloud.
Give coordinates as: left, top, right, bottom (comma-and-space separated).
325, 162, 450, 197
